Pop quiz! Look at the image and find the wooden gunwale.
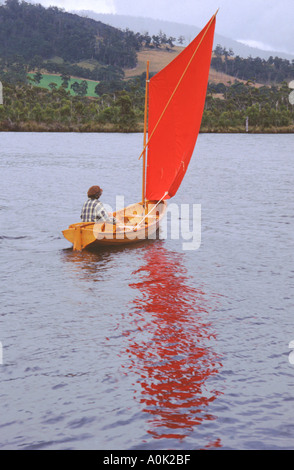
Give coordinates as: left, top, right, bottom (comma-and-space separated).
62, 200, 167, 250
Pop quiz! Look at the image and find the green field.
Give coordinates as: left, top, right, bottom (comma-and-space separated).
27, 73, 99, 97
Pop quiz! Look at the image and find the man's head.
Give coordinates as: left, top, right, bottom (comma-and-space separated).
87, 185, 103, 199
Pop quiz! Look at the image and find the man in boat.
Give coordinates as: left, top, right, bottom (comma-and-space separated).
81, 185, 117, 224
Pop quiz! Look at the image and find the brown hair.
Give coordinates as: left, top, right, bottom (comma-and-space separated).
87, 185, 102, 199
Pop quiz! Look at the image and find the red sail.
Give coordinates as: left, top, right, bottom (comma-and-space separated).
145, 15, 216, 201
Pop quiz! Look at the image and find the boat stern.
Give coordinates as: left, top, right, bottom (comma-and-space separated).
62, 222, 96, 251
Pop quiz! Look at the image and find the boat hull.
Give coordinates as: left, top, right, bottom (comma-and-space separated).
62, 200, 167, 250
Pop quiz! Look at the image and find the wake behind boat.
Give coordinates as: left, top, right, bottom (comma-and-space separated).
62, 11, 218, 250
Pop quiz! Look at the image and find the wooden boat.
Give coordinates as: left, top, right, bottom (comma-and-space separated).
62, 12, 217, 250
62, 200, 167, 250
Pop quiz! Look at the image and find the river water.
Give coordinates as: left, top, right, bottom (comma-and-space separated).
0, 132, 294, 450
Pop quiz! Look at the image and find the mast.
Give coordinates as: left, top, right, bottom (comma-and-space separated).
142, 60, 149, 207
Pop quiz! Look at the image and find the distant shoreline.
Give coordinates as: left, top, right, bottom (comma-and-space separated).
0, 121, 293, 134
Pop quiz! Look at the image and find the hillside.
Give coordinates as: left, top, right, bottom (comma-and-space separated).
0, 0, 137, 68
0, 1, 293, 133
27, 72, 100, 97
124, 47, 265, 87
124, 46, 182, 78
1, 0, 293, 90
74, 11, 294, 62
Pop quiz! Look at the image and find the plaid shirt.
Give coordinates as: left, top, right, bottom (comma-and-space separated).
80, 198, 116, 223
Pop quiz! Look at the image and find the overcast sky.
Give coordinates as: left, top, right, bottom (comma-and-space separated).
29, 0, 293, 54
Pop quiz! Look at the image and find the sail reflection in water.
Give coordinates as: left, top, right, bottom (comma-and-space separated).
126, 243, 223, 441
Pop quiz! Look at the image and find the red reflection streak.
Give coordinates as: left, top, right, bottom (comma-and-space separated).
123, 244, 223, 443
202, 438, 222, 450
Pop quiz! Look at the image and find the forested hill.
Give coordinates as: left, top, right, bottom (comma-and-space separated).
0, 0, 293, 134
1, 0, 293, 86
0, 0, 138, 67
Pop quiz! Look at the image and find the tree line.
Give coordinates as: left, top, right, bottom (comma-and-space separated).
212, 44, 294, 84
0, 81, 145, 132
203, 80, 293, 131
0, 79, 293, 133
